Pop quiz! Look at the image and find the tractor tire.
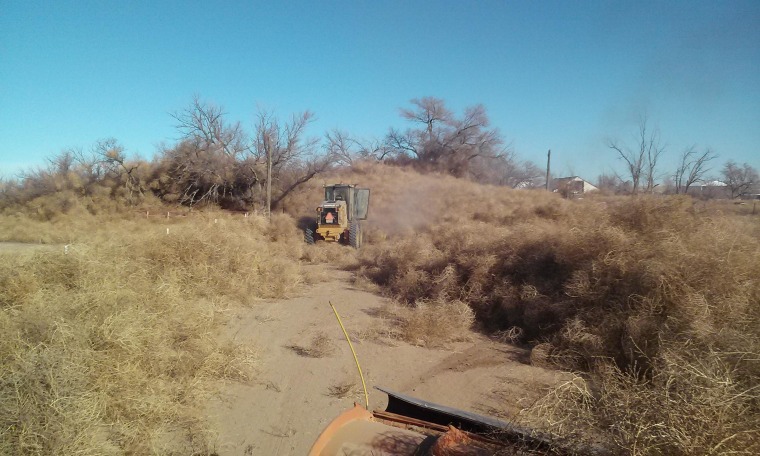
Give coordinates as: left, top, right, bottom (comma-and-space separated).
304, 228, 315, 245
349, 221, 363, 249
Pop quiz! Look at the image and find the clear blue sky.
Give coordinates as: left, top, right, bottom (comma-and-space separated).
2, 0, 759, 181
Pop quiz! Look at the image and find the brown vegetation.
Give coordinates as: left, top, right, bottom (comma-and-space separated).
0, 96, 551, 222
326, 380, 360, 399
0, 211, 304, 454
362, 299, 475, 348
298, 162, 760, 455
288, 331, 337, 358
3, 157, 758, 454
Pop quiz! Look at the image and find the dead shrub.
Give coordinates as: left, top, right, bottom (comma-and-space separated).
378, 299, 474, 348
608, 195, 696, 234
529, 343, 556, 369
327, 380, 360, 399
300, 241, 358, 268
346, 167, 759, 454
492, 326, 524, 345
524, 353, 760, 455
288, 331, 336, 358
0, 211, 304, 454
518, 374, 597, 444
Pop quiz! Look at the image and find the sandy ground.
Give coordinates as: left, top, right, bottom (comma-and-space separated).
206, 267, 568, 455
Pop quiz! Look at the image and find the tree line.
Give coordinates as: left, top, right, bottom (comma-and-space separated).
603, 115, 758, 198
2, 98, 757, 216
0, 96, 544, 214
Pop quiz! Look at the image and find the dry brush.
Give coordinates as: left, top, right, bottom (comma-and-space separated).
0, 211, 304, 454
314, 163, 760, 455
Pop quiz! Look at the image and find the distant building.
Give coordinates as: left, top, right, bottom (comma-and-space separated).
553, 176, 598, 197
687, 180, 731, 199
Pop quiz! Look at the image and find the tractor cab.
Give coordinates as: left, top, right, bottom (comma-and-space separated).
306, 184, 370, 248
322, 184, 369, 219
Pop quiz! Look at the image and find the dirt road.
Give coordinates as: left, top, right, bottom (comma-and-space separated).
206, 267, 566, 455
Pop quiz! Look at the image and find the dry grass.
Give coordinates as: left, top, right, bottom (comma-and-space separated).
300, 242, 359, 269
304, 162, 760, 455
389, 299, 474, 348
0, 210, 304, 455
288, 331, 337, 358
5, 161, 757, 454
353, 299, 474, 348
326, 380, 360, 399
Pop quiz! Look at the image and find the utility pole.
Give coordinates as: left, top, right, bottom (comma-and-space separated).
545, 149, 551, 191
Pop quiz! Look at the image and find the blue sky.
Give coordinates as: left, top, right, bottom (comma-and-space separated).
1, 0, 758, 181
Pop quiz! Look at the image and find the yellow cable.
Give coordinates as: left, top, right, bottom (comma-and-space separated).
329, 301, 369, 409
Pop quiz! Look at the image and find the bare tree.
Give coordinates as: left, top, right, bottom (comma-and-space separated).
90, 138, 146, 202
443, 105, 505, 177
161, 98, 255, 207
71, 146, 109, 184
356, 138, 389, 161
157, 105, 327, 210
674, 146, 718, 194
644, 134, 664, 192
253, 109, 332, 210
384, 128, 420, 160
385, 97, 509, 178
0, 175, 9, 207
722, 161, 759, 198
3, 138, 151, 209
12, 159, 63, 203
488, 158, 543, 188
160, 99, 333, 210
608, 116, 665, 194
172, 95, 249, 159
597, 173, 625, 194
324, 130, 386, 166
48, 149, 76, 174
325, 129, 356, 166
400, 96, 453, 144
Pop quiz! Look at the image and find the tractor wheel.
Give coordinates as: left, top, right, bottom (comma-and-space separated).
305, 228, 315, 245
349, 221, 363, 249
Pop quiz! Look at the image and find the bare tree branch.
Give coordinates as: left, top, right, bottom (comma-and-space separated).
722, 161, 759, 198
171, 95, 250, 158
385, 97, 510, 180
608, 115, 664, 194
253, 108, 329, 210
674, 146, 718, 194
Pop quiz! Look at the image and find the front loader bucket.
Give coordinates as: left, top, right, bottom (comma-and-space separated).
308, 404, 427, 456
309, 387, 613, 456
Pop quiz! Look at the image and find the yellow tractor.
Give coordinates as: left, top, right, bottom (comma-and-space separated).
305, 184, 370, 248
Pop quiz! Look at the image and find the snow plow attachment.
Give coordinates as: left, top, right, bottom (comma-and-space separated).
309, 386, 613, 455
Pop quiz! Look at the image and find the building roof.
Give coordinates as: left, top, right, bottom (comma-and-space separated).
699, 180, 727, 187
554, 176, 585, 182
